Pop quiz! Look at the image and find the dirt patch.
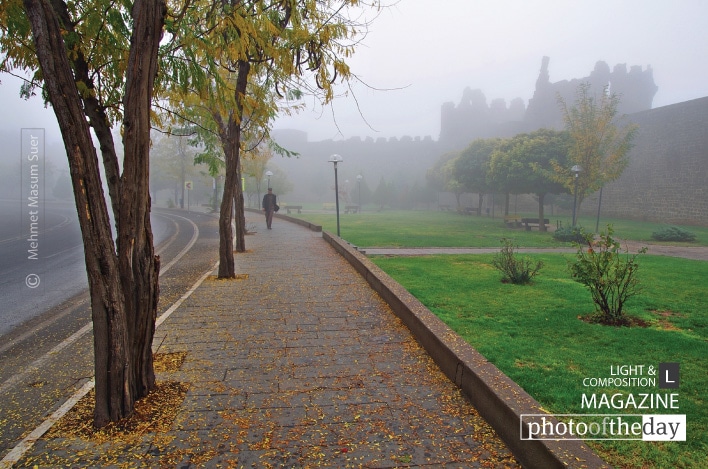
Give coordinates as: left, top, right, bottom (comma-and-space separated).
650, 309, 684, 331
45, 381, 189, 442
578, 313, 650, 327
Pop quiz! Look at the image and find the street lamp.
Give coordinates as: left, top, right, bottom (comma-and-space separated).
571, 165, 582, 227
265, 170, 273, 189
328, 154, 343, 237
356, 174, 363, 210
595, 172, 608, 233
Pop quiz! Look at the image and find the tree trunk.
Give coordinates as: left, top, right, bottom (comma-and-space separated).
234, 157, 246, 252
117, 0, 165, 412
217, 59, 251, 276
23, 0, 126, 427
23, 0, 165, 427
477, 193, 484, 216
50, 0, 122, 224
218, 144, 237, 278
537, 192, 547, 232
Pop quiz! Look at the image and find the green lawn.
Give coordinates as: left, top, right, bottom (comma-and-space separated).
290, 210, 707, 467
371, 254, 707, 468
291, 209, 708, 247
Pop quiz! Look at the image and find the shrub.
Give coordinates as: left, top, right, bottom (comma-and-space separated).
651, 225, 696, 242
568, 225, 647, 326
491, 238, 543, 285
553, 225, 585, 243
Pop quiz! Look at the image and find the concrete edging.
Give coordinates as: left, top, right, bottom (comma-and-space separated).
322, 230, 609, 469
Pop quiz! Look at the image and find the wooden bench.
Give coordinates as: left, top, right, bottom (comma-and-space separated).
438, 204, 451, 211
322, 203, 335, 210
285, 205, 302, 214
521, 218, 549, 231
462, 207, 480, 215
344, 205, 360, 213
504, 215, 522, 228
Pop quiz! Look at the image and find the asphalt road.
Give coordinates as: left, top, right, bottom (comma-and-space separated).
0, 199, 180, 337
0, 204, 220, 459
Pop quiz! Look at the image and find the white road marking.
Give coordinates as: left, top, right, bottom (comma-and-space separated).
0, 213, 210, 467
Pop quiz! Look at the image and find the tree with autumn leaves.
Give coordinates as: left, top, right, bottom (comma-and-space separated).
2, 0, 165, 428
163, 0, 370, 278
0, 0, 378, 427
555, 82, 638, 211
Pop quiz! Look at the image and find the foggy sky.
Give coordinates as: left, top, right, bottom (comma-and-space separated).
2, 0, 707, 145
274, 0, 708, 142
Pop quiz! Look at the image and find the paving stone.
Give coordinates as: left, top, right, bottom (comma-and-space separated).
16, 212, 520, 467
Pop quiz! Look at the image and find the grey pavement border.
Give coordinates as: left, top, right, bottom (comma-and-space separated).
320, 231, 608, 469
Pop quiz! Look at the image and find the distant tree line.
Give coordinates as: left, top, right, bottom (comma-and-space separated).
426, 83, 638, 232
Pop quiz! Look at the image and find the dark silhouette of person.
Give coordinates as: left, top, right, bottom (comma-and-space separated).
262, 188, 277, 229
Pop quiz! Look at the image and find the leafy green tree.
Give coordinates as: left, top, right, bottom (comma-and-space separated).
555, 82, 638, 210
489, 129, 570, 230
488, 135, 528, 216
454, 138, 502, 214
1, 0, 165, 426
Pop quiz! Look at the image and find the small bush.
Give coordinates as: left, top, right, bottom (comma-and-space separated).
569, 225, 647, 326
553, 225, 585, 243
651, 225, 696, 242
492, 238, 543, 285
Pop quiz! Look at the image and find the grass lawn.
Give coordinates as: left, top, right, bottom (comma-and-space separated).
371, 253, 707, 468
291, 209, 708, 247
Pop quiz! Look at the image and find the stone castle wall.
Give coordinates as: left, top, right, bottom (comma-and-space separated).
438, 57, 706, 226
597, 97, 708, 225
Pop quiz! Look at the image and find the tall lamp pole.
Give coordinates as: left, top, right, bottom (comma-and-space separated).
356, 174, 363, 210
328, 154, 343, 237
571, 165, 582, 227
265, 170, 273, 190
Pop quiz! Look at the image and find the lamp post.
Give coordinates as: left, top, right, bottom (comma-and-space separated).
265, 170, 273, 190
595, 185, 604, 233
571, 165, 582, 227
328, 154, 343, 237
356, 174, 363, 210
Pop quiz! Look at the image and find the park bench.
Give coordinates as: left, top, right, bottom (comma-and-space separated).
438, 204, 451, 211
521, 218, 549, 231
285, 205, 302, 214
462, 207, 479, 215
504, 215, 522, 228
344, 205, 360, 213
322, 202, 335, 210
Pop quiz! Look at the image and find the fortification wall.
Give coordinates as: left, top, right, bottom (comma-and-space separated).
597, 97, 708, 225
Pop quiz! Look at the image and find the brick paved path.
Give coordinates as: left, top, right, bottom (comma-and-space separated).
20, 212, 519, 467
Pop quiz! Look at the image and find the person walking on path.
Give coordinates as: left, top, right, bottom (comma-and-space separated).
262, 188, 277, 229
